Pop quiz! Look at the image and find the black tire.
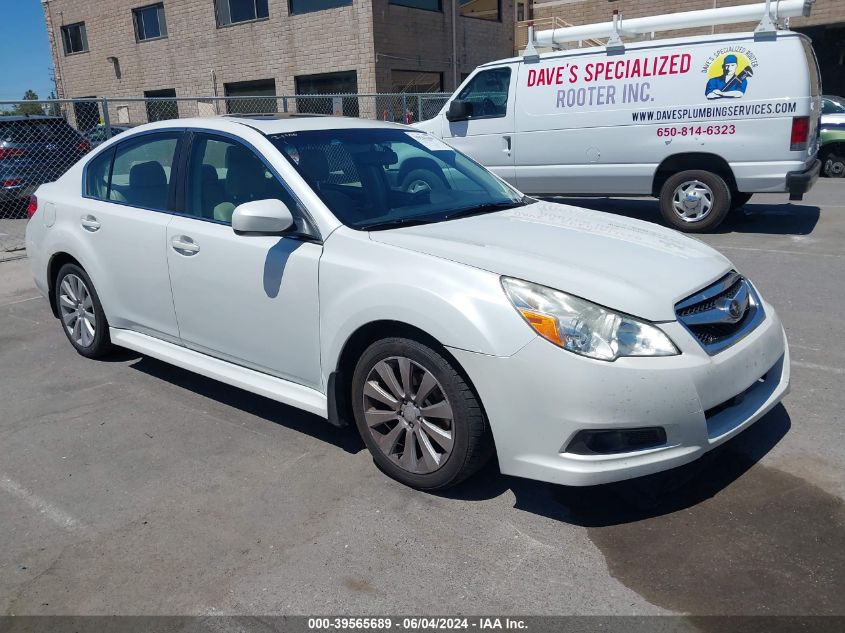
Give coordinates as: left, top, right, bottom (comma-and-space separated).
823, 154, 845, 178
351, 337, 493, 490
400, 169, 445, 195
54, 263, 113, 358
658, 170, 731, 232
730, 191, 753, 212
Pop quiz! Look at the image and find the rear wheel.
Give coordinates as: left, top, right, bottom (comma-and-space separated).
351, 337, 492, 490
55, 263, 112, 358
659, 170, 731, 232
823, 153, 845, 178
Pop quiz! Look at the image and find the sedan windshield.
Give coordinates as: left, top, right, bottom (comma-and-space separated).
268, 128, 527, 230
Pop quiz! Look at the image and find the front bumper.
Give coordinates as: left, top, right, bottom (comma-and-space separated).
449, 303, 789, 486
786, 159, 821, 200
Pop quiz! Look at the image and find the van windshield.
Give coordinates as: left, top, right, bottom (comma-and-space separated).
269, 128, 527, 230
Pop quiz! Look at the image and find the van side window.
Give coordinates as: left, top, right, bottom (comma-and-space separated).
457, 68, 511, 119
109, 133, 180, 210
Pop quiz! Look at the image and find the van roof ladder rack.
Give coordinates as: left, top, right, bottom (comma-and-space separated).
523, 0, 815, 59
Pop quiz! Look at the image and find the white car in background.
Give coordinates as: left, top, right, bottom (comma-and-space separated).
25, 115, 789, 490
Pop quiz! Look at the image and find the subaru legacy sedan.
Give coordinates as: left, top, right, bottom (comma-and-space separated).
25, 115, 789, 490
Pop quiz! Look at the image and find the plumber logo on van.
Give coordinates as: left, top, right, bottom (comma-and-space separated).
702, 48, 758, 100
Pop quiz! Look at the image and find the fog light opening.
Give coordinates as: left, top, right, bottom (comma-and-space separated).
565, 427, 667, 455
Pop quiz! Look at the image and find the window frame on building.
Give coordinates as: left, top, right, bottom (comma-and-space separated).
144, 89, 180, 122
61, 22, 89, 56
388, 0, 442, 13
289, 0, 352, 15
133, 3, 168, 42
294, 71, 359, 117
459, 0, 501, 22
391, 70, 444, 94
214, 0, 269, 28
223, 79, 277, 114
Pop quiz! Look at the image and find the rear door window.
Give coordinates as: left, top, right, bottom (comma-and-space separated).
109, 133, 181, 210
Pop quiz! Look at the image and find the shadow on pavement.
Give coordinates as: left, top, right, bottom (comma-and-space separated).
128, 355, 365, 455
443, 403, 792, 526
547, 196, 821, 236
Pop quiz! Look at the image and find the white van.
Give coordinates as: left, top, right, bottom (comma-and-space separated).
416, 29, 822, 231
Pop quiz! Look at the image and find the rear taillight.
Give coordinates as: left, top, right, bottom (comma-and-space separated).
790, 116, 810, 151
75, 139, 91, 153
0, 147, 26, 160
26, 195, 38, 219
2, 178, 22, 188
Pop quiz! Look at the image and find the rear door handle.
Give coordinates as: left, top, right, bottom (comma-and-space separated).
80, 215, 100, 232
502, 135, 512, 154
171, 235, 200, 255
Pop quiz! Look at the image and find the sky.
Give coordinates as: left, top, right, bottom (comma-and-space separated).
0, 1, 55, 102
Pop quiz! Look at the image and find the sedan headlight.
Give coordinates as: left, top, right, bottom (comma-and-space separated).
501, 277, 679, 361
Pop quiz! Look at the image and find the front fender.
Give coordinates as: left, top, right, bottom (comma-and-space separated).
319, 228, 535, 382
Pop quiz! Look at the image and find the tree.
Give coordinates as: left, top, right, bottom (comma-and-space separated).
13, 90, 43, 116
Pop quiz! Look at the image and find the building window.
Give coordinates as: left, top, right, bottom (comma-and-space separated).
389, 0, 441, 11
215, 0, 269, 26
460, 0, 500, 21
144, 89, 179, 122
516, 1, 525, 21
295, 71, 358, 117
61, 22, 88, 55
224, 79, 276, 114
290, 0, 352, 14
391, 70, 443, 93
133, 3, 168, 41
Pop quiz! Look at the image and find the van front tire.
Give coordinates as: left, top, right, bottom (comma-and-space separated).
659, 170, 731, 232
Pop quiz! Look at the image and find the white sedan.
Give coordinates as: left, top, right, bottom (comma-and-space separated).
25, 115, 789, 490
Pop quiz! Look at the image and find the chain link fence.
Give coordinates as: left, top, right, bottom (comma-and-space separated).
0, 92, 449, 259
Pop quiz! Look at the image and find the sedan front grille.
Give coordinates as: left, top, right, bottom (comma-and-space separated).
675, 271, 765, 355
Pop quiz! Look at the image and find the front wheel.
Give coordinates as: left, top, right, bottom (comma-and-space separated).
351, 337, 492, 490
658, 170, 731, 232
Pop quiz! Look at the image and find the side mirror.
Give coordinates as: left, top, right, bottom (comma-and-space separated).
231, 199, 295, 235
446, 100, 472, 122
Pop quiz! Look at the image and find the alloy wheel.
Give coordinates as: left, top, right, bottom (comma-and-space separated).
671, 180, 714, 222
362, 356, 454, 474
59, 273, 97, 348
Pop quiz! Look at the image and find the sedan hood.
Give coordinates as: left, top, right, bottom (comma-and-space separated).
369, 201, 732, 321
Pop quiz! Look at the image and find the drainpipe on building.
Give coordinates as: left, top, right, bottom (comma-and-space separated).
451, 0, 458, 89
41, 0, 66, 101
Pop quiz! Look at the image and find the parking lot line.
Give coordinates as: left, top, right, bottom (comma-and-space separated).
792, 361, 845, 376
716, 245, 845, 259
0, 476, 86, 533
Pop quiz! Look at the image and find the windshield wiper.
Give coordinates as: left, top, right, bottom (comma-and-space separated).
442, 198, 529, 221
360, 217, 439, 231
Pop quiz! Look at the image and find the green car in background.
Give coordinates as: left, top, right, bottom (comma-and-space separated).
820, 96, 845, 178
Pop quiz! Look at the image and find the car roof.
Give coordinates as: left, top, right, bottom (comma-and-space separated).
129, 114, 414, 136
0, 115, 66, 123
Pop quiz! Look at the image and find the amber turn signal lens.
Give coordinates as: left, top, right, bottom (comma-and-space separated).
519, 309, 563, 347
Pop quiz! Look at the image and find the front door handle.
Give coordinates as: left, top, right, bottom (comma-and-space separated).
171, 235, 200, 256
80, 215, 100, 232
502, 135, 512, 154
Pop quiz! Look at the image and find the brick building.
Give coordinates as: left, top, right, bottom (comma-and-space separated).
525, 0, 844, 94
42, 0, 516, 125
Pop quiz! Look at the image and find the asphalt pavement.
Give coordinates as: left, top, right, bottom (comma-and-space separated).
0, 181, 843, 619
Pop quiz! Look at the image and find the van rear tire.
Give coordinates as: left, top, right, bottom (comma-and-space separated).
658, 170, 731, 233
